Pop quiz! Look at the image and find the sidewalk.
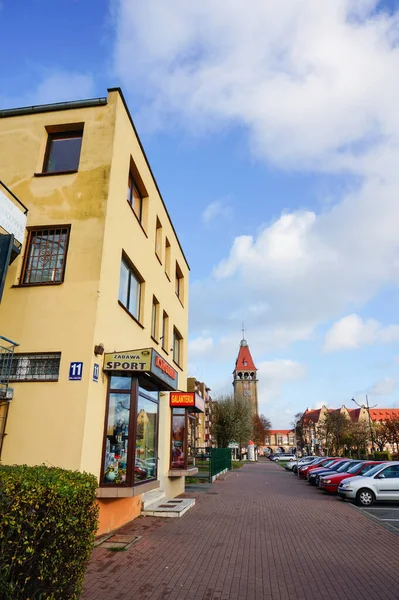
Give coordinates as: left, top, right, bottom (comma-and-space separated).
83, 460, 399, 600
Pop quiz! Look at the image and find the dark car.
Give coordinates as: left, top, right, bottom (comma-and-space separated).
313, 460, 363, 487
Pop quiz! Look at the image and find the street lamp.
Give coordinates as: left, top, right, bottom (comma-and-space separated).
352, 395, 376, 455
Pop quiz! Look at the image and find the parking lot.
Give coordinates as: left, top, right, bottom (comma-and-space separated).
355, 505, 399, 533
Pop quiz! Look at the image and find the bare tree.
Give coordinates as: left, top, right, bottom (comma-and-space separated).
252, 414, 272, 446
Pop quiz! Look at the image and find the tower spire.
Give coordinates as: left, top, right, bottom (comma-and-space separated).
241, 322, 245, 340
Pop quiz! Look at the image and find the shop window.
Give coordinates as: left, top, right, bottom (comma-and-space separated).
21, 226, 71, 285
155, 217, 162, 262
43, 128, 83, 174
102, 376, 159, 487
118, 255, 143, 321
151, 296, 159, 341
175, 262, 184, 302
171, 408, 196, 470
162, 311, 169, 352
173, 327, 182, 366
165, 238, 171, 279
2, 353, 61, 381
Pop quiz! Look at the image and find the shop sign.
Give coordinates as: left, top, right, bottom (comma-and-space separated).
0, 188, 27, 246
170, 392, 205, 413
103, 348, 178, 391
103, 349, 152, 372
151, 349, 178, 389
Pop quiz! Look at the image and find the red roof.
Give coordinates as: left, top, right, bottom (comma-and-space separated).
268, 430, 294, 434
302, 408, 321, 424
235, 340, 257, 371
369, 408, 399, 422
348, 408, 361, 422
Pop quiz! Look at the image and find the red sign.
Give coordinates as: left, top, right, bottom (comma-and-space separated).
154, 355, 176, 380
170, 392, 195, 407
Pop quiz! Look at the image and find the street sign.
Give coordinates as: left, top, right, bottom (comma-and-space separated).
93, 363, 99, 382
69, 362, 83, 381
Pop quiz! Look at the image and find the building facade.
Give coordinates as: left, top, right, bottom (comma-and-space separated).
233, 338, 258, 415
0, 88, 195, 535
187, 377, 214, 448
262, 430, 296, 454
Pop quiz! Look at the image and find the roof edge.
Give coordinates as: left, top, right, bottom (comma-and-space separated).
0, 97, 107, 118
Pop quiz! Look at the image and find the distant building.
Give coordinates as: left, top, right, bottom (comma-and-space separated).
262, 430, 296, 455
233, 337, 258, 415
187, 377, 214, 448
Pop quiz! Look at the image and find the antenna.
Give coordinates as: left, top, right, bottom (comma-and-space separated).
241, 322, 245, 339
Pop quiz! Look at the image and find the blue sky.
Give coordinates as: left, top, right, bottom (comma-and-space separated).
1, 0, 399, 427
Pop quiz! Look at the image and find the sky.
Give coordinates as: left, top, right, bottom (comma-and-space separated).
1, 0, 399, 427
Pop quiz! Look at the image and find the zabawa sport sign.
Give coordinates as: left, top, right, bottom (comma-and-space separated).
103, 348, 178, 390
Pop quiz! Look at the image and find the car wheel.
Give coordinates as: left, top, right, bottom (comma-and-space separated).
292, 467, 297, 474
356, 488, 375, 507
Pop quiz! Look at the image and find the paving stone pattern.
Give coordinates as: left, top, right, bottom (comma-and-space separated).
83, 460, 399, 600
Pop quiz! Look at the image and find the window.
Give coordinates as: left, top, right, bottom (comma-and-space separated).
43, 130, 83, 173
151, 296, 159, 340
173, 327, 182, 366
21, 226, 70, 285
155, 218, 162, 261
175, 262, 184, 302
118, 256, 142, 321
102, 376, 159, 487
277, 436, 283, 445
162, 311, 169, 352
171, 408, 196, 470
127, 172, 143, 222
165, 238, 171, 279
3, 353, 61, 381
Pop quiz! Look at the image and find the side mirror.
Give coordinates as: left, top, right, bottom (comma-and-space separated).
375, 473, 385, 479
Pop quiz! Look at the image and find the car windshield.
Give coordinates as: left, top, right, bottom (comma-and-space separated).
337, 461, 360, 473
358, 463, 377, 475
362, 463, 385, 477
347, 462, 364, 474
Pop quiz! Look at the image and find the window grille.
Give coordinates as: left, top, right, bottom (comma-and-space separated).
3, 353, 61, 381
22, 227, 70, 285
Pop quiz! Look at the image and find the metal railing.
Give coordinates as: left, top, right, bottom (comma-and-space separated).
0, 335, 18, 458
194, 447, 232, 482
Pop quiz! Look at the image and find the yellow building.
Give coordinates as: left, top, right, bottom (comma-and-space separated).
187, 377, 214, 448
0, 88, 194, 534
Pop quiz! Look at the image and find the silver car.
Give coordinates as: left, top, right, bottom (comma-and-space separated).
285, 456, 320, 471
337, 461, 399, 506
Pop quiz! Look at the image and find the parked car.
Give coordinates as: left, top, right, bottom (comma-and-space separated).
337, 461, 399, 506
290, 456, 321, 474
298, 458, 331, 479
319, 461, 381, 494
306, 459, 350, 485
285, 456, 318, 471
272, 453, 296, 462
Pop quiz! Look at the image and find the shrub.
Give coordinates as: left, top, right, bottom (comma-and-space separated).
391, 453, 399, 461
0, 465, 99, 599
373, 451, 392, 461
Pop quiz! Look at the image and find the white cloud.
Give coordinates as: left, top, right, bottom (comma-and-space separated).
368, 377, 397, 396
114, 1, 399, 385
324, 314, 399, 352
188, 335, 213, 358
201, 200, 232, 225
257, 359, 306, 405
0, 71, 95, 109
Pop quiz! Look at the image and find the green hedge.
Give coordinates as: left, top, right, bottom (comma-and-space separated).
0, 465, 99, 600
373, 451, 392, 461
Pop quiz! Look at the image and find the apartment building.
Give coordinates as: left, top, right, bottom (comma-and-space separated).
187, 377, 214, 448
0, 88, 194, 534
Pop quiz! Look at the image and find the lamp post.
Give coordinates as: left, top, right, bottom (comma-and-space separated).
352, 396, 376, 455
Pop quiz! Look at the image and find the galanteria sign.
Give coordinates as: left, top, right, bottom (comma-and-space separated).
170, 392, 205, 413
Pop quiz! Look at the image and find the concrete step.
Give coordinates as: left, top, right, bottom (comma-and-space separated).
141, 488, 165, 510
142, 497, 195, 518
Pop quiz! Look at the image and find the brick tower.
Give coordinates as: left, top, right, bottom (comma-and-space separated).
233, 336, 258, 415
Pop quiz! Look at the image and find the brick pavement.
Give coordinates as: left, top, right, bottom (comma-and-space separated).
83, 460, 399, 600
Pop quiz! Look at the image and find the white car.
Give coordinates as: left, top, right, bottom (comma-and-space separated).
272, 453, 296, 462
337, 461, 399, 506
285, 456, 320, 471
